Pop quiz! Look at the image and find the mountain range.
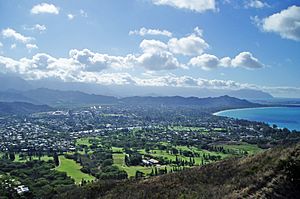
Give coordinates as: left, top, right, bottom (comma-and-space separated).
0, 75, 273, 100
0, 87, 260, 111
0, 101, 53, 115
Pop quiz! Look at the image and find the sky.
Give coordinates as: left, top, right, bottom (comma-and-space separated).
0, 0, 300, 97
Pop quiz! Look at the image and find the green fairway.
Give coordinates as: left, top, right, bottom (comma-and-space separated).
113, 153, 125, 165
55, 156, 95, 184
168, 125, 208, 133
112, 147, 123, 153
76, 137, 101, 147
220, 143, 263, 155
121, 166, 153, 177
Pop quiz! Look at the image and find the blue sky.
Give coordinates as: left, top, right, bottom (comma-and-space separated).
0, 0, 300, 97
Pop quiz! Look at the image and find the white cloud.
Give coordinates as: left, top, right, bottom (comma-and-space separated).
26, 43, 38, 51
1, 53, 297, 97
34, 24, 46, 32
219, 57, 232, 67
0, 42, 3, 48
193, 27, 203, 36
135, 74, 251, 90
151, 0, 216, 13
245, 0, 269, 9
69, 49, 134, 71
189, 54, 219, 70
139, 39, 168, 53
24, 24, 47, 33
255, 6, 300, 41
31, 3, 59, 15
131, 27, 209, 56
168, 34, 209, 56
129, 27, 172, 37
2, 28, 33, 43
231, 52, 264, 69
136, 51, 183, 71
189, 52, 264, 70
67, 14, 75, 20
138, 39, 184, 70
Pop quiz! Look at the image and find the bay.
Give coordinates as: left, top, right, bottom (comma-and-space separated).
214, 107, 300, 131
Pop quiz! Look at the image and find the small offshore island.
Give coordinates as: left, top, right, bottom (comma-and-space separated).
214, 107, 300, 131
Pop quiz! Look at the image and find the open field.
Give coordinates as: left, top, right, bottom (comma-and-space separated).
219, 143, 263, 155
76, 137, 101, 147
55, 156, 95, 184
112, 147, 123, 153
168, 126, 209, 133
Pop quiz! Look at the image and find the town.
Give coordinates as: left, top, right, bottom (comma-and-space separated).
1, 104, 300, 197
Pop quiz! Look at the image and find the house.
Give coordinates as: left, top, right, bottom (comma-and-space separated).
15, 185, 29, 195
148, 159, 159, 164
142, 159, 150, 165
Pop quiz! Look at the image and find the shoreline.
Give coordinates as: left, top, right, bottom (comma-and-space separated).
213, 106, 284, 116
213, 106, 300, 131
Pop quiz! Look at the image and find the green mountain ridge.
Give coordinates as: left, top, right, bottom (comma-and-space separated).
0, 88, 260, 111
0, 101, 53, 115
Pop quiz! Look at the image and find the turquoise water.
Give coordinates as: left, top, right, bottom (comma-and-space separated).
214, 107, 300, 131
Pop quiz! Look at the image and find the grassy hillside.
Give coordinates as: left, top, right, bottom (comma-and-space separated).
56, 141, 300, 199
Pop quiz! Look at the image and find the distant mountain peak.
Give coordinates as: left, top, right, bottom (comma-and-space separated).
228, 89, 273, 100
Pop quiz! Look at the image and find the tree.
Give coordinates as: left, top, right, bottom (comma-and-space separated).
9, 152, 15, 161
135, 170, 144, 179
53, 153, 59, 166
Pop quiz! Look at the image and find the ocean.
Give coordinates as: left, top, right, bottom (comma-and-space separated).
214, 107, 300, 131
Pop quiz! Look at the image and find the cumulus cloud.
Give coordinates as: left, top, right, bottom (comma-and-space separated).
2, 28, 33, 43
168, 34, 209, 56
254, 6, 300, 41
1, 52, 295, 96
136, 51, 183, 70
69, 49, 135, 71
231, 52, 264, 69
189, 54, 219, 70
138, 39, 184, 70
139, 39, 168, 53
0, 49, 253, 89
151, 0, 216, 13
245, 0, 269, 9
129, 27, 172, 37
189, 52, 264, 70
131, 27, 208, 56
31, 3, 60, 15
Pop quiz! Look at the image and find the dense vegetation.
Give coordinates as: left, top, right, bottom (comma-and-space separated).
0, 159, 75, 198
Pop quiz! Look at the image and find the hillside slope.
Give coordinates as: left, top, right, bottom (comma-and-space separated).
57, 142, 300, 199
0, 102, 53, 115
121, 95, 261, 111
